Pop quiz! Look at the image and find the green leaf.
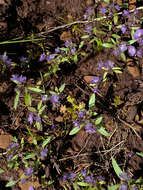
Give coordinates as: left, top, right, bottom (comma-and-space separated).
95, 117, 102, 125
108, 184, 120, 190
102, 43, 114, 48
128, 39, 136, 45
74, 54, 78, 64
89, 93, 95, 109
79, 41, 84, 49
120, 3, 128, 8
59, 83, 65, 93
14, 90, 20, 110
23, 152, 37, 160
113, 13, 118, 25
81, 35, 89, 39
136, 152, 143, 157
104, 0, 110, 3
97, 125, 110, 137
42, 136, 51, 148
38, 105, 46, 115
112, 157, 123, 178
27, 106, 37, 112
36, 122, 41, 130
77, 182, 89, 186
28, 87, 45, 93
0, 169, 4, 174
112, 34, 120, 39
25, 89, 31, 106
6, 180, 17, 187
69, 126, 81, 135
37, 100, 42, 110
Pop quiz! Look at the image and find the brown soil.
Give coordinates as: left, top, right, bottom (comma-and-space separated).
0, 0, 143, 189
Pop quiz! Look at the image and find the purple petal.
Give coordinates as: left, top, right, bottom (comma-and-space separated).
128, 46, 136, 56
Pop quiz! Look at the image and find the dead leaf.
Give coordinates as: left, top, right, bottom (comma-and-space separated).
84, 76, 94, 83
0, 135, 13, 149
60, 105, 67, 113
55, 116, 63, 122
60, 31, 71, 41
127, 65, 140, 78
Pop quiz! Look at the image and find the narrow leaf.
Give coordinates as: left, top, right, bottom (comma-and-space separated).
97, 125, 110, 137
59, 83, 65, 93
95, 117, 102, 125
28, 87, 45, 93
6, 180, 17, 187
102, 43, 114, 48
112, 157, 123, 178
69, 126, 81, 135
81, 35, 89, 39
23, 152, 37, 160
108, 185, 120, 190
136, 152, 143, 157
14, 90, 20, 110
89, 93, 95, 109
42, 136, 51, 148
0, 169, 4, 174
77, 182, 89, 186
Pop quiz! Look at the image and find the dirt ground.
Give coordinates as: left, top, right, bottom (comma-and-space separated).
0, 0, 143, 189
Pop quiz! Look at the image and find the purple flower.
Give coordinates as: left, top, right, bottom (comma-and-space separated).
85, 25, 93, 33
119, 184, 128, 190
51, 124, 56, 130
105, 60, 114, 69
71, 47, 76, 55
28, 186, 34, 190
40, 53, 46, 62
11, 74, 26, 84
24, 168, 34, 177
74, 120, 80, 128
128, 46, 136, 56
91, 76, 99, 84
55, 47, 60, 53
7, 154, 13, 162
81, 170, 86, 176
100, 7, 106, 15
7, 142, 19, 151
87, 7, 93, 13
128, 150, 134, 158
84, 176, 94, 184
20, 56, 27, 62
97, 176, 105, 181
34, 114, 41, 123
1, 54, 11, 67
98, 60, 104, 69
134, 29, 143, 41
21, 179, 26, 184
42, 95, 47, 101
93, 88, 98, 94
83, 14, 89, 20
40, 149, 48, 158
132, 186, 138, 190
62, 173, 77, 181
119, 43, 127, 53
78, 111, 86, 118
115, 5, 120, 11
47, 54, 56, 61
64, 40, 72, 47
137, 49, 143, 57
121, 25, 127, 34
49, 94, 59, 104
28, 113, 33, 125
85, 123, 96, 134
119, 172, 131, 180
122, 10, 129, 17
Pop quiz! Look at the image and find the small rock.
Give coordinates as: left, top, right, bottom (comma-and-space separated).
84, 76, 94, 83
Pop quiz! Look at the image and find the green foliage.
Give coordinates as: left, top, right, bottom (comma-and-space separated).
88, 93, 96, 109
112, 157, 123, 179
